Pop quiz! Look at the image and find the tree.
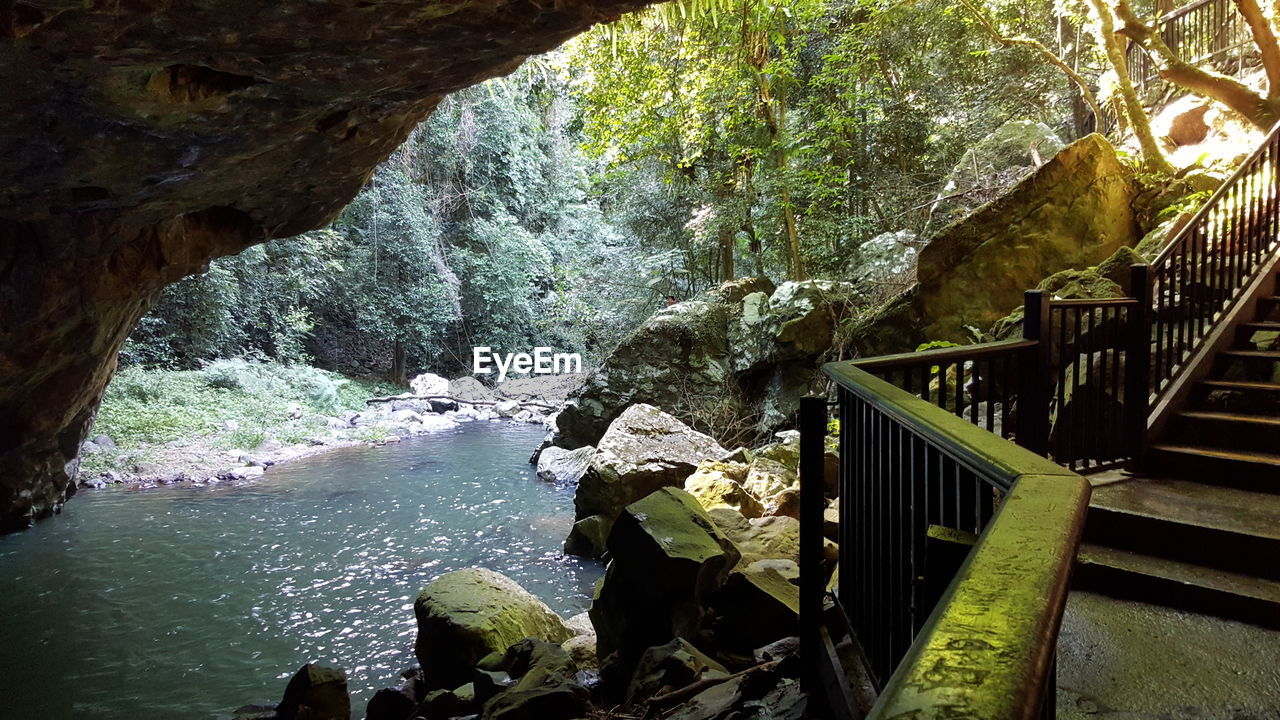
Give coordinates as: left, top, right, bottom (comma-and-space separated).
1088, 0, 1175, 174
1115, 0, 1280, 130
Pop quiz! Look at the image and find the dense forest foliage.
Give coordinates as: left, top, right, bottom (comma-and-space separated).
124, 0, 1187, 381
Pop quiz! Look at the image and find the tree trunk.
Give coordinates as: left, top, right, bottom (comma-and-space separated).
391, 339, 407, 385
1090, 0, 1175, 174
719, 228, 735, 281
1234, 0, 1280, 97
1115, 0, 1280, 130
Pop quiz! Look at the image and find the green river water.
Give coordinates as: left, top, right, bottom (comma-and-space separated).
0, 421, 601, 719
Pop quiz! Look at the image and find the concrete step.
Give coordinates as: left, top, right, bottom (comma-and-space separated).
1147, 444, 1280, 490
1074, 543, 1280, 628
1170, 410, 1280, 454
1199, 379, 1280, 394
1086, 477, 1280, 581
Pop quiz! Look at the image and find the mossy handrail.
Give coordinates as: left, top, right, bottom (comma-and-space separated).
802, 363, 1090, 720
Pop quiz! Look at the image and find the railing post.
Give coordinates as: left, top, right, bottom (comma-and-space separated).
1125, 264, 1153, 471
798, 396, 828, 708
1019, 290, 1052, 456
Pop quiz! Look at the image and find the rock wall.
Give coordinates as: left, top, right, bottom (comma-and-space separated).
556, 278, 861, 449
0, 0, 652, 533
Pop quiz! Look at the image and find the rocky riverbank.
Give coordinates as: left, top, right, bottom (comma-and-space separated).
77, 370, 585, 491
232, 401, 838, 720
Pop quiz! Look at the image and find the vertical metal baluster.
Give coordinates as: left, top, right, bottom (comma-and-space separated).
1154, 266, 1165, 387
857, 397, 868, 663
1097, 306, 1109, 467
870, 403, 881, 676
1187, 222, 1198, 338
910, 433, 926, 634
983, 358, 994, 433
1175, 240, 1186, 369
937, 360, 947, 415
1000, 354, 1012, 439
1112, 305, 1123, 464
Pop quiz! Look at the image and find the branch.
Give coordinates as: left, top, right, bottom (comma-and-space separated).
365, 394, 557, 410
1115, 0, 1278, 129
648, 660, 782, 711
956, 0, 1104, 122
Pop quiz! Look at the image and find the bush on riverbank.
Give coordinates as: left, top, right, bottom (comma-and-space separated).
82, 361, 400, 476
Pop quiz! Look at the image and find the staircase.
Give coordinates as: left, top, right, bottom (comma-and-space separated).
1151, 289, 1280, 483
1075, 227, 1280, 628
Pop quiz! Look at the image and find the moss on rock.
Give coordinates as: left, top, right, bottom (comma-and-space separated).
414, 569, 573, 690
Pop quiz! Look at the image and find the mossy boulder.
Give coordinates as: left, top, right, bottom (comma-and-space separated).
276, 664, 350, 720
479, 640, 588, 720
1037, 268, 1125, 300
932, 120, 1066, 226
556, 277, 860, 450
567, 404, 727, 557
683, 460, 763, 517
989, 266, 1126, 340
1095, 246, 1147, 293
712, 562, 801, 653
917, 133, 1137, 341
625, 638, 729, 704
590, 488, 741, 674
414, 569, 574, 690
708, 509, 801, 570
854, 134, 1139, 356
556, 278, 772, 448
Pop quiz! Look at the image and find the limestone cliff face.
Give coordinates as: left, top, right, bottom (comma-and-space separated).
0, 0, 650, 532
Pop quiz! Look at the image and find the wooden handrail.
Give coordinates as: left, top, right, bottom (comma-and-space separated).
848, 339, 1036, 373
1162, 0, 1217, 23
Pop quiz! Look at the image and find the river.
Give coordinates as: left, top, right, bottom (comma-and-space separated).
0, 421, 601, 719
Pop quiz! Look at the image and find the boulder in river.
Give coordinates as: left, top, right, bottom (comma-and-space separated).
555, 277, 858, 449
450, 376, 497, 405
414, 568, 574, 690
276, 663, 350, 720
493, 373, 587, 408
410, 373, 450, 397
567, 404, 727, 557
536, 446, 595, 485
364, 687, 415, 720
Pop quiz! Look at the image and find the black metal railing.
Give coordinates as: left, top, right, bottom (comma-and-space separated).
850, 277, 1153, 473
851, 339, 1038, 446
799, 108, 1280, 720
800, 367, 1090, 719
1127, 0, 1252, 97
1040, 279, 1152, 473
1149, 121, 1280, 400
